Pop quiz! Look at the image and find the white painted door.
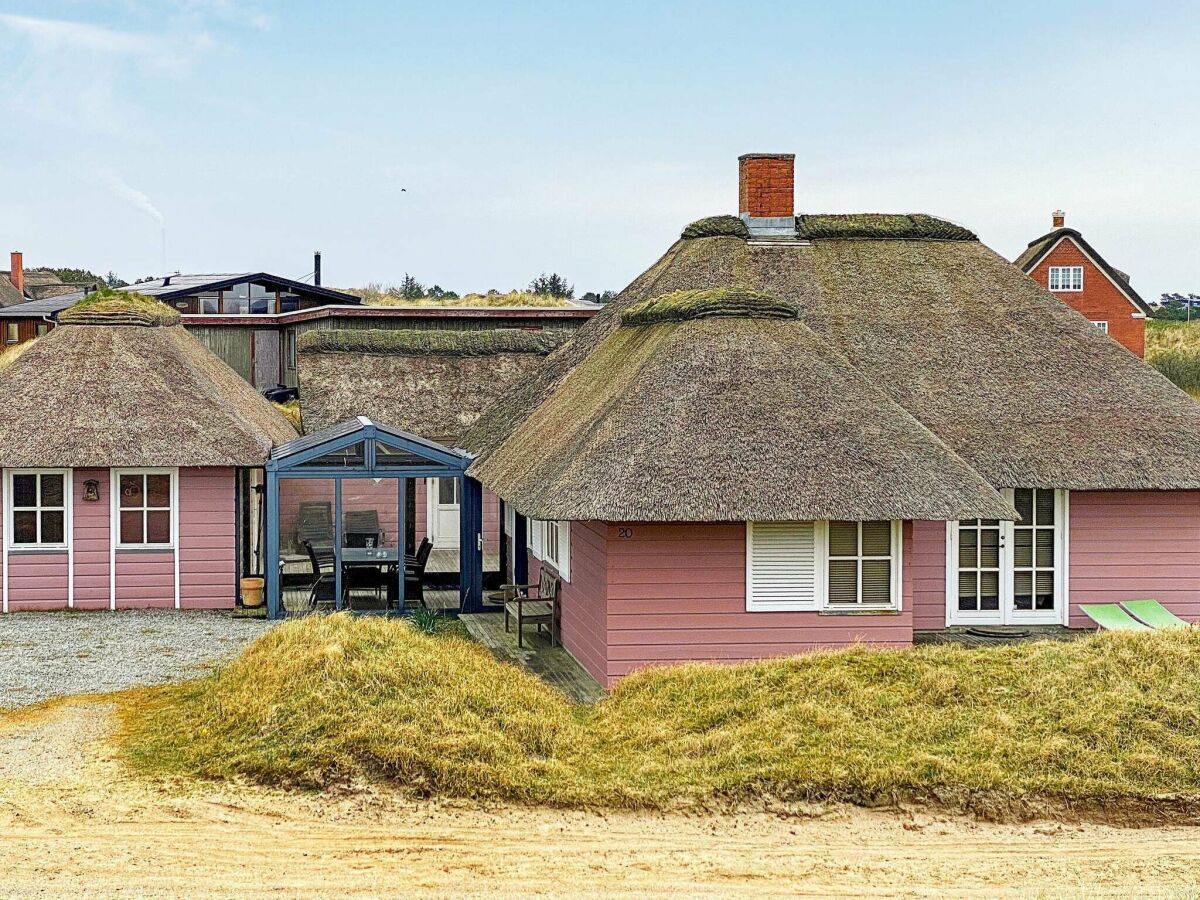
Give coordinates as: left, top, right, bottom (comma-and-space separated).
427, 478, 460, 549
947, 488, 1066, 626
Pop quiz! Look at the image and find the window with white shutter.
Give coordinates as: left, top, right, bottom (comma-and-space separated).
746, 522, 821, 611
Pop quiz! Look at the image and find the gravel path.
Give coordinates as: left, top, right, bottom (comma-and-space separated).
0, 610, 274, 708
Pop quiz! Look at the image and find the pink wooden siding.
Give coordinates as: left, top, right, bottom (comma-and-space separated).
910, 519, 948, 630
1069, 490, 1200, 625
553, 522, 915, 685
2, 466, 238, 612
179, 468, 236, 609
558, 522, 608, 684
73, 468, 111, 610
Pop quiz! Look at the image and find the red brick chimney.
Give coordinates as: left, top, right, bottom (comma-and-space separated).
738, 153, 795, 218
9, 251, 24, 295
1052, 209, 1065, 229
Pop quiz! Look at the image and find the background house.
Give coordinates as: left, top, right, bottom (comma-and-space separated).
1014, 212, 1152, 356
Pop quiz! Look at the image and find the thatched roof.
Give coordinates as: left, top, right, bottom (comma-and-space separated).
464, 216, 1200, 521
297, 328, 566, 445
0, 302, 296, 467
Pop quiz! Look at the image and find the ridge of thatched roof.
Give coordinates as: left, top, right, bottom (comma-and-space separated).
0, 318, 296, 468
678, 213, 976, 243
298, 328, 569, 444
57, 289, 181, 327
463, 226, 1200, 521
469, 314, 1015, 522
298, 327, 560, 357
621, 288, 797, 326
681, 215, 750, 239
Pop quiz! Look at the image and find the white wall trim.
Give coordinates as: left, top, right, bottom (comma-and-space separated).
3, 468, 73, 611
108, 467, 116, 610
172, 467, 181, 609
2, 471, 8, 614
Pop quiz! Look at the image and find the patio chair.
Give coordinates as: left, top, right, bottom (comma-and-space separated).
1121, 599, 1190, 629
297, 501, 333, 548
403, 538, 433, 608
302, 539, 340, 609
501, 567, 561, 648
344, 509, 385, 548
1080, 603, 1151, 632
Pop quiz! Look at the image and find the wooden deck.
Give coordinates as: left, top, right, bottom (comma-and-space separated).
459, 613, 604, 704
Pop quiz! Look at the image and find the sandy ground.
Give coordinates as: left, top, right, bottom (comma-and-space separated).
0, 703, 1199, 898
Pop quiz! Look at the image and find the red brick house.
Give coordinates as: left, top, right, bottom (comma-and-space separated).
1014, 212, 1151, 356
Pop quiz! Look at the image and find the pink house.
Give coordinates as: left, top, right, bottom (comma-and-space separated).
464, 154, 1200, 686
0, 297, 295, 611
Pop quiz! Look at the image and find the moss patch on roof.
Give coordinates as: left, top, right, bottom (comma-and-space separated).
621, 288, 797, 327
57, 288, 180, 327
298, 328, 562, 357
680, 215, 749, 240
796, 214, 976, 241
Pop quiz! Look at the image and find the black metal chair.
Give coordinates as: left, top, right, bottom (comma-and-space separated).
398, 538, 433, 609
302, 539, 339, 609
297, 501, 333, 550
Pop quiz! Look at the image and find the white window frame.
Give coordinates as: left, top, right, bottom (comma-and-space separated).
945, 489, 1069, 626
5, 323, 18, 344
826, 521, 903, 609
111, 467, 178, 550
1048, 265, 1084, 292
286, 330, 298, 370
1091, 320, 1109, 334
746, 520, 902, 613
529, 519, 571, 582
5, 468, 71, 551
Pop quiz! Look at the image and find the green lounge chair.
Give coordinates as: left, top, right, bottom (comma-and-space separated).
1121, 599, 1190, 629
1080, 603, 1151, 631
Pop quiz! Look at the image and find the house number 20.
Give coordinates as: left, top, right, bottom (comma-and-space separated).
618, 527, 634, 538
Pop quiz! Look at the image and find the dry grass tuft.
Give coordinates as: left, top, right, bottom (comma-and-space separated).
117, 617, 1200, 812
58, 288, 180, 327
0, 340, 34, 370
1147, 319, 1200, 398
272, 400, 301, 431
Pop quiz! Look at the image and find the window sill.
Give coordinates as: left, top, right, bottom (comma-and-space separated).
7, 546, 69, 555
819, 608, 902, 616
116, 546, 175, 554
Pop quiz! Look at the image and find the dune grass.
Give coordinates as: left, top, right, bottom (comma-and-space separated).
1147, 319, 1200, 398
115, 615, 1200, 814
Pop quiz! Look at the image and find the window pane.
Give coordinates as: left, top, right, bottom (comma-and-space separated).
958, 528, 978, 568
1035, 489, 1055, 526
1035, 529, 1054, 568
12, 510, 37, 543
39, 473, 64, 508
1014, 529, 1033, 567
120, 475, 144, 508
146, 474, 171, 508
1014, 571, 1032, 610
861, 559, 891, 604
958, 571, 978, 610
120, 510, 144, 544
40, 510, 64, 544
1014, 489, 1033, 523
12, 474, 36, 508
861, 522, 890, 556
146, 510, 171, 543
980, 571, 1000, 609
980, 528, 1000, 568
438, 478, 458, 505
1035, 571, 1055, 610
828, 522, 858, 557
827, 559, 858, 603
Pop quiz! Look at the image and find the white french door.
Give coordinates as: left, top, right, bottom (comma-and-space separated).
947, 488, 1067, 626
426, 478, 460, 549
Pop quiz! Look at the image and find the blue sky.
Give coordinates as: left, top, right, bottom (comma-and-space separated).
0, 1, 1196, 299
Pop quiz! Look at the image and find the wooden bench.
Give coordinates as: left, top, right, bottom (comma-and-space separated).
502, 568, 561, 648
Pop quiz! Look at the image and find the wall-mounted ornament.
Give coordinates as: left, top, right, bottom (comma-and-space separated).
83, 479, 100, 502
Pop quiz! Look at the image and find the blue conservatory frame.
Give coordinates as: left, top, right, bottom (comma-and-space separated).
264, 416, 485, 619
